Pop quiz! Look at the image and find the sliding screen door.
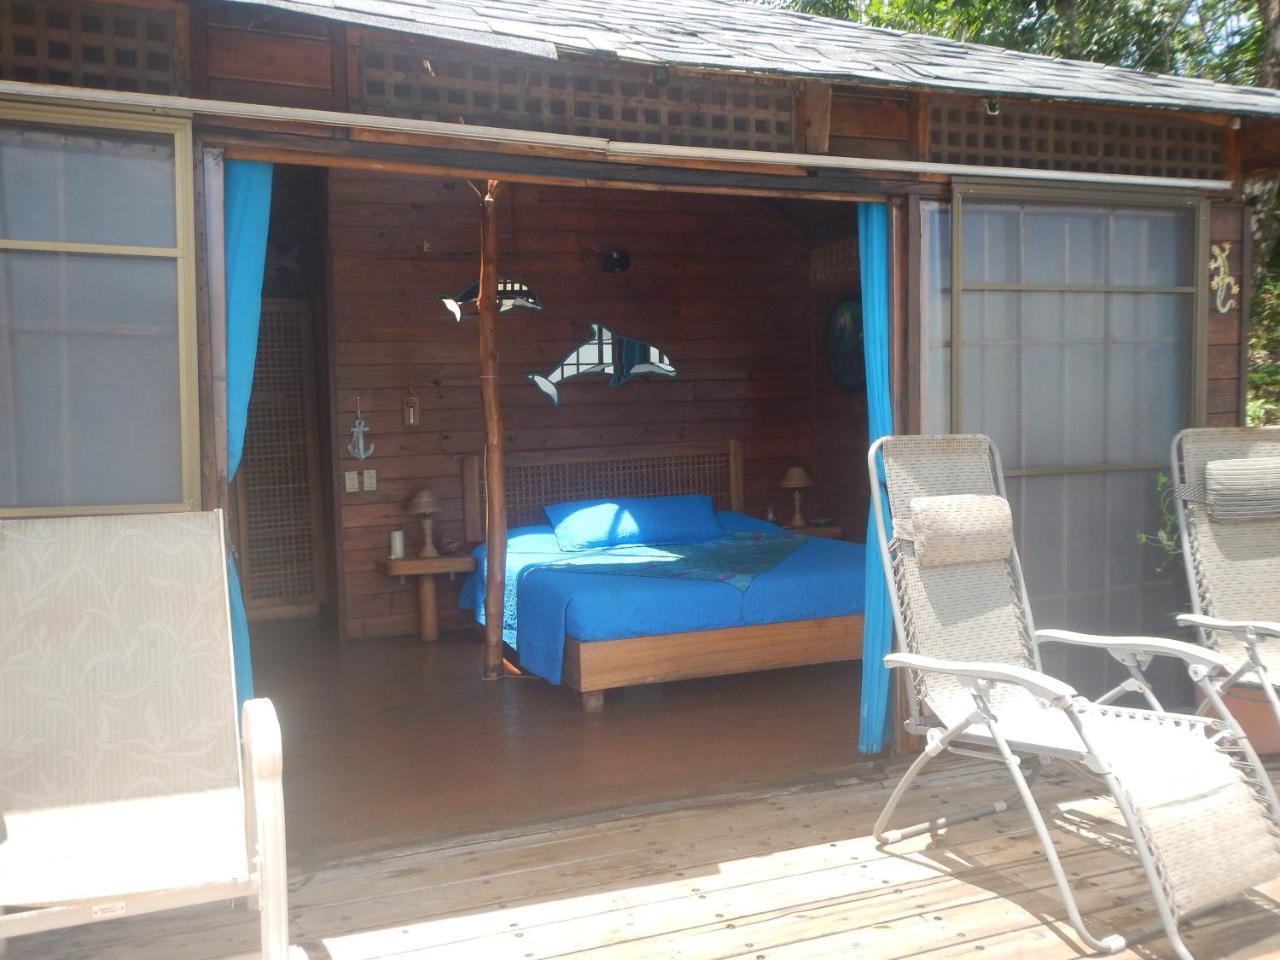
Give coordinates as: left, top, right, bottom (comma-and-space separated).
920, 188, 1204, 695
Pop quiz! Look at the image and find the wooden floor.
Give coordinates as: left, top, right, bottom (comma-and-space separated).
248, 620, 872, 865
15, 760, 1280, 959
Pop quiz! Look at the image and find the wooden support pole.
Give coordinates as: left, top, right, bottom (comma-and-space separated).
478, 179, 507, 680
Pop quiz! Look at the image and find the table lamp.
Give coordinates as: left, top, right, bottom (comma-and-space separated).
409, 487, 440, 557
780, 466, 814, 529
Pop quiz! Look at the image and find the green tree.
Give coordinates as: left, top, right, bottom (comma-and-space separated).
788, 0, 1260, 82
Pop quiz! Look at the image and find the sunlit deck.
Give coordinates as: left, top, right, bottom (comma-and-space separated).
13, 758, 1280, 959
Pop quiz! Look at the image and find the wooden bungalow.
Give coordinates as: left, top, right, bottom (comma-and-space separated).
6, 0, 1280, 955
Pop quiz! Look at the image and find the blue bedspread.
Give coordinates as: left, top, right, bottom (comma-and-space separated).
459, 511, 866, 684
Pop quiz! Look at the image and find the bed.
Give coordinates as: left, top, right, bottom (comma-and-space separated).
458, 440, 865, 711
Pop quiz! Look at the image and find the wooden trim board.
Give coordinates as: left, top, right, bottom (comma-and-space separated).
562, 614, 863, 712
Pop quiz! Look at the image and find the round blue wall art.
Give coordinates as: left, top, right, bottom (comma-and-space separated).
825, 297, 865, 393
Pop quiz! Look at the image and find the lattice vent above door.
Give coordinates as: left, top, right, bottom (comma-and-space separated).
929, 100, 1227, 181
358, 38, 797, 152
0, 0, 186, 94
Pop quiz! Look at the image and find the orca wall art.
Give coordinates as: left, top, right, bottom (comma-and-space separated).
526, 323, 676, 407
440, 277, 543, 321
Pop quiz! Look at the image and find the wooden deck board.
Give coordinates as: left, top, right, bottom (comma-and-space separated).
12, 761, 1280, 960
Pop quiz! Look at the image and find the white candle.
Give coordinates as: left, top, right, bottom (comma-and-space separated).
389, 529, 405, 560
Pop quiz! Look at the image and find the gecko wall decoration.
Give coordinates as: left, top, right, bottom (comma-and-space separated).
1210, 242, 1240, 315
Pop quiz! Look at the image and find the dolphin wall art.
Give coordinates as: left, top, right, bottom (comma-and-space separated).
440, 277, 543, 321
526, 323, 676, 406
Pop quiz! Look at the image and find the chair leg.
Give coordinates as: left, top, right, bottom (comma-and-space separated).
1253, 664, 1280, 733
985, 725, 1128, 956
874, 712, 1009, 844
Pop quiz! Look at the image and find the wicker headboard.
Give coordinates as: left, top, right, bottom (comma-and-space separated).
462, 440, 744, 540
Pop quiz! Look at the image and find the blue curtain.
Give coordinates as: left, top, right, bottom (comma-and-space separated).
857, 202, 894, 754
225, 159, 274, 705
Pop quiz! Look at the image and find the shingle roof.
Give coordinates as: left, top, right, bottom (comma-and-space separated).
231, 0, 1280, 118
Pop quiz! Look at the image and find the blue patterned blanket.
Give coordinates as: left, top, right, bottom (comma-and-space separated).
537, 530, 806, 592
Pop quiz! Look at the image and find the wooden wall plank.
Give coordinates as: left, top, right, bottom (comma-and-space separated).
826, 89, 912, 162
200, 7, 346, 111
329, 172, 831, 640
206, 24, 332, 89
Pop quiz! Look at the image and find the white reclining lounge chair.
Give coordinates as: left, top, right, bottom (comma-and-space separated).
0, 511, 289, 958
1173, 426, 1280, 731
869, 434, 1280, 960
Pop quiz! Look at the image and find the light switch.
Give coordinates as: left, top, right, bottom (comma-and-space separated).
362, 469, 378, 491
344, 470, 360, 494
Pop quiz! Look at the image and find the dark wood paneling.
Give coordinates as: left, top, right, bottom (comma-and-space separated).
329, 172, 828, 640
829, 92, 911, 141
809, 240, 868, 538
826, 90, 912, 162
202, 7, 340, 109
207, 24, 331, 89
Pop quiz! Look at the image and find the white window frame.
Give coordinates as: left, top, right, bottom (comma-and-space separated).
0, 102, 198, 517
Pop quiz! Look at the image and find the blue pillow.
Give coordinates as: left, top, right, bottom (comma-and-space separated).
544, 494, 724, 551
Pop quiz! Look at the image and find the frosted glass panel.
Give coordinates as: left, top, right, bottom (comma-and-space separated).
920, 197, 1196, 701
1008, 469, 1184, 695
0, 252, 182, 507
1111, 209, 1194, 287
961, 207, 1020, 283
1023, 210, 1107, 285
920, 201, 951, 434
0, 124, 176, 247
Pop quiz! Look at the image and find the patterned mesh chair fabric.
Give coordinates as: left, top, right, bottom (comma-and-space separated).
1178, 428, 1280, 667
881, 435, 1040, 727
0, 512, 248, 903
1096, 711, 1280, 916
1205, 456, 1280, 522
909, 494, 1014, 567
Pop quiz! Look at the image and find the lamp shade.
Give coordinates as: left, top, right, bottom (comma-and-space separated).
408, 487, 439, 515
780, 466, 814, 490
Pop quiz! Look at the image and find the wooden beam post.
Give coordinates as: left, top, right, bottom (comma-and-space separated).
478, 179, 507, 680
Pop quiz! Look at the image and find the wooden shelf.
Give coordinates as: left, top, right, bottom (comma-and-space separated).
376, 554, 477, 644
377, 555, 476, 577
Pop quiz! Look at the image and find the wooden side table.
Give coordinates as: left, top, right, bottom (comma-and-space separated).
792, 525, 843, 539
376, 555, 476, 643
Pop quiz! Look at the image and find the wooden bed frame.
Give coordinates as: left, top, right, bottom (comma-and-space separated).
462, 440, 864, 712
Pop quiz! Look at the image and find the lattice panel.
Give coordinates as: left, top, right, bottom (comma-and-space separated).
929, 101, 1227, 180
240, 300, 322, 608
504, 452, 732, 528
0, 0, 185, 94
359, 40, 795, 151
810, 235, 857, 283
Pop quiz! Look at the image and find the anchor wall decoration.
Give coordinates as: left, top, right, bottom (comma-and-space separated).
1209, 242, 1240, 315
347, 395, 375, 460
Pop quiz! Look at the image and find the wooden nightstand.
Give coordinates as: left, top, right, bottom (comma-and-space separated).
792, 525, 843, 539
377, 555, 476, 643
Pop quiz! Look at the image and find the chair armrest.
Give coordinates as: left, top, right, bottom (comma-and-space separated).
240, 697, 290, 951
1036, 628, 1233, 672
242, 697, 283, 782
1176, 614, 1280, 641
885, 652, 1076, 707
